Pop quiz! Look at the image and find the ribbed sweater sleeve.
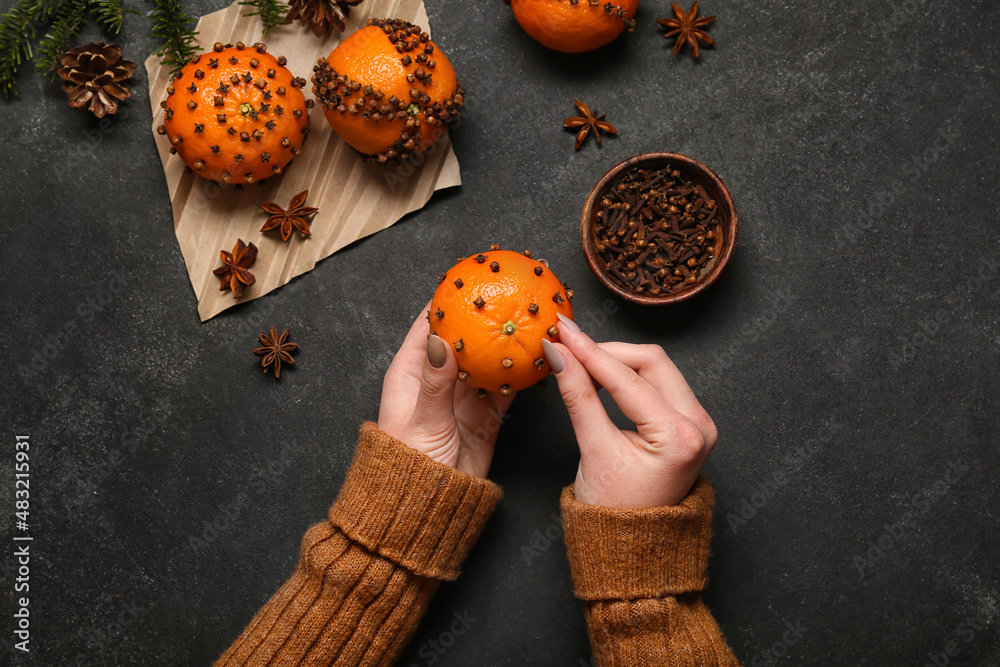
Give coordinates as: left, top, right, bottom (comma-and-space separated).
561, 476, 740, 666
215, 422, 503, 667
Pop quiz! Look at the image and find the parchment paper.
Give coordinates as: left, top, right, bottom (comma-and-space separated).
145, 0, 461, 321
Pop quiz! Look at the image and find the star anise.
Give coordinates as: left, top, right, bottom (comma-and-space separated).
563, 99, 618, 151
259, 190, 319, 241
253, 327, 298, 378
213, 239, 258, 298
657, 2, 716, 59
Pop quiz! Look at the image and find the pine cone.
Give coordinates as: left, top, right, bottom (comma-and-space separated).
285, 0, 363, 36
57, 43, 136, 119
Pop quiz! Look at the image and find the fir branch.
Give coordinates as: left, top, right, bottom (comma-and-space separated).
0, 0, 64, 98
90, 0, 127, 34
35, 0, 88, 76
239, 0, 286, 38
148, 0, 198, 74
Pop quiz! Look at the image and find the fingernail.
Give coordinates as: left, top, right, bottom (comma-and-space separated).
427, 334, 447, 368
542, 339, 565, 374
538, 258, 549, 267
556, 313, 581, 333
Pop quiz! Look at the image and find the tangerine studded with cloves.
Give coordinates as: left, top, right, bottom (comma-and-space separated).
505, 0, 638, 53
311, 18, 464, 163
157, 42, 310, 184
429, 247, 574, 394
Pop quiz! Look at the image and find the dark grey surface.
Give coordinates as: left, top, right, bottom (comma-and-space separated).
2, 0, 999, 664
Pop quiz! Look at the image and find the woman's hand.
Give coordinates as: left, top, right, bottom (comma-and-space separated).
542, 314, 718, 508
377, 303, 516, 478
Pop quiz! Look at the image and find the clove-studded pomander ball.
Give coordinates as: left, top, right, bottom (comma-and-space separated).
507, 0, 639, 53
429, 248, 574, 395
311, 18, 464, 163
157, 42, 310, 184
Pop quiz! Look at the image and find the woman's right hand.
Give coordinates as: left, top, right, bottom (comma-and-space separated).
542, 314, 719, 509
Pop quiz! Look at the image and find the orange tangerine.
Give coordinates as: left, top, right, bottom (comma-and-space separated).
158, 42, 310, 184
312, 18, 464, 163
429, 248, 574, 394
508, 0, 639, 53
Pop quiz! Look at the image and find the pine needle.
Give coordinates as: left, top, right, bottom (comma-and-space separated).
148, 0, 199, 74
91, 0, 128, 34
0, 0, 64, 98
239, 0, 286, 38
36, 0, 88, 75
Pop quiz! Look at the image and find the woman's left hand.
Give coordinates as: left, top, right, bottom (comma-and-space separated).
377, 302, 516, 478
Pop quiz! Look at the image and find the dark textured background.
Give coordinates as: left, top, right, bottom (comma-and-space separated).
2, 0, 999, 664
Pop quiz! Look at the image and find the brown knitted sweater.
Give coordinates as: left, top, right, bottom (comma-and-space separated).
216, 423, 738, 666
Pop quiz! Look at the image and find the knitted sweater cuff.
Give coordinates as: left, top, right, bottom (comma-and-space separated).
328, 422, 503, 582
561, 475, 714, 600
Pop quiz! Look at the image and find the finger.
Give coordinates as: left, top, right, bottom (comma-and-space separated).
455, 383, 517, 428
384, 302, 433, 382
407, 334, 459, 436
451, 384, 516, 480
547, 342, 620, 454
595, 342, 715, 442
555, 316, 673, 432
394, 301, 434, 363
488, 387, 517, 416
379, 303, 434, 428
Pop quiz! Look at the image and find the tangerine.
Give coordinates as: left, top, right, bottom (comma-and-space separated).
312, 18, 464, 163
158, 42, 310, 184
429, 248, 574, 394
508, 0, 638, 53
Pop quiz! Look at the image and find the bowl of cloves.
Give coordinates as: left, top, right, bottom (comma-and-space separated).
580, 152, 737, 305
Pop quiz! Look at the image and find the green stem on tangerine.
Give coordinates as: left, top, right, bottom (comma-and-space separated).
239, 103, 254, 116
501, 320, 517, 336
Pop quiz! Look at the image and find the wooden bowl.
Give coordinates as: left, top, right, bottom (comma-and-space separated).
580, 152, 738, 305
